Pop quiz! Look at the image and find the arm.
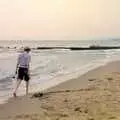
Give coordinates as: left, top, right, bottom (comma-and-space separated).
16, 55, 20, 74
15, 63, 19, 74
28, 55, 31, 75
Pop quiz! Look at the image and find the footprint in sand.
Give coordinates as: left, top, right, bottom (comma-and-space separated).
108, 116, 116, 119
74, 107, 88, 113
64, 99, 68, 102
106, 77, 113, 81
88, 78, 96, 81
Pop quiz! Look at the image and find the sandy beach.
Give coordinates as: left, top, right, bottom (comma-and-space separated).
1, 61, 120, 120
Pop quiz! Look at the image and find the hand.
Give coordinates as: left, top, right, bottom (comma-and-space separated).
15, 70, 18, 74
12, 76, 15, 78
28, 73, 31, 79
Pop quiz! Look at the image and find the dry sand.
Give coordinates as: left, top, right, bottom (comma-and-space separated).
1, 61, 120, 120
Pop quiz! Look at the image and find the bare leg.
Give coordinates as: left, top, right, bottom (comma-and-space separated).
26, 81, 29, 95
13, 79, 22, 97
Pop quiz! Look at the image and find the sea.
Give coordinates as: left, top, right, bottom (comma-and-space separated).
0, 39, 120, 104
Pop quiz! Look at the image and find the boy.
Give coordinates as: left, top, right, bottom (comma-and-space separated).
13, 47, 31, 97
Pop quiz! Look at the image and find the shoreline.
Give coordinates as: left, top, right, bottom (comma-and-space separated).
0, 59, 113, 105
46, 60, 120, 92
1, 60, 120, 119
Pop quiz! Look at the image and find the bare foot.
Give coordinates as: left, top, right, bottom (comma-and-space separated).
13, 93, 17, 98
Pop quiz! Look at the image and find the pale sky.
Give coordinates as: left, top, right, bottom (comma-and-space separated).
0, 0, 120, 40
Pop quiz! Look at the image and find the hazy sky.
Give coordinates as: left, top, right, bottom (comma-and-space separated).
0, 0, 120, 40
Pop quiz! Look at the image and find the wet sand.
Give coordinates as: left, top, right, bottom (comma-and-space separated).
1, 61, 120, 120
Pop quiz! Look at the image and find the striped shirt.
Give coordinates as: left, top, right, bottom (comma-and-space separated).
18, 52, 31, 68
